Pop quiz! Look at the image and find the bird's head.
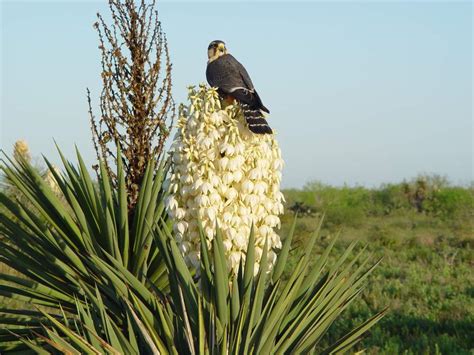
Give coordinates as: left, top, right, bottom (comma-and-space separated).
207, 40, 227, 62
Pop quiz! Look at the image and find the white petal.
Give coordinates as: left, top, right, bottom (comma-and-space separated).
218, 157, 229, 170
210, 175, 221, 186
166, 196, 178, 211
223, 239, 233, 252
196, 195, 210, 207
258, 225, 272, 237
241, 180, 254, 194
209, 192, 221, 204
249, 168, 262, 180
201, 182, 213, 194
179, 241, 191, 254
175, 221, 188, 235
233, 170, 243, 183
207, 207, 217, 222
175, 208, 186, 220
225, 188, 238, 201
188, 251, 201, 269
222, 172, 234, 185
217, 183, 227, 195
220, 143, 235, 156
233, 233, 248, 249
229, 251, 242, 271
223, 212, 233, 224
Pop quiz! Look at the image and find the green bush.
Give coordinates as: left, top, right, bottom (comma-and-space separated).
300, 182, 372, 228
370, 183, 411, 215
284, 176, 473, 226
425, 187, 474, 220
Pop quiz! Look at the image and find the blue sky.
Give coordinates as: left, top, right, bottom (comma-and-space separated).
1, 1, 472, 188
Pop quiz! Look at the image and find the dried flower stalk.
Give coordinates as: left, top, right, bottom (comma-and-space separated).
88, 0, 175, 213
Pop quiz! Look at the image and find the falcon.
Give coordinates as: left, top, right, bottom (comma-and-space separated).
206, 40, 272, 134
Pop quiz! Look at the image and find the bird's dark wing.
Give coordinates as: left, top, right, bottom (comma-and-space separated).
231, 55, 255, 90
206, 54, 269, 113
206, 54, 249, 92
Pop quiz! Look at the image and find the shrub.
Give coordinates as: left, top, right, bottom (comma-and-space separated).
425, 187, 474, 220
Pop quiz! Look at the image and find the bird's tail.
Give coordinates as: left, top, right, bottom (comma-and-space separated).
241, 104, 273, 134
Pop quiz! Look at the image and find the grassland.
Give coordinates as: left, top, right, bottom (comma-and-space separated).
1, 175, 472, 353
281, 176, 473, 354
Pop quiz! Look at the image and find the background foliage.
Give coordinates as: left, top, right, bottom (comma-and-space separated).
283, 175, 473, 354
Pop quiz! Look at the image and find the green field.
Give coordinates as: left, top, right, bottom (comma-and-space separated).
1, 175, 473, 353
281, 176, 473, 354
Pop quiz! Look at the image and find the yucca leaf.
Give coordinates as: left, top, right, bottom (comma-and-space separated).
74, 298, 103, 350
198, 221, 213, 304
251, 237, 269, 327
241, 225, 255, 306
0, 273, 75, 304
37, 309, 102, 354
100, 251, 160, 305
74, 147, 100, 216
15, 336, 50, 355
84, 256, 128, 297
296, 231, 339, 303
135, 162, 165, 278
124, 309, 140, 353
40, 328, 81, 354
82, 324, 124, 355
230, 277, 240, 323
131, 161, 155, 271
259, 256, 307, 345
0, 240, 79, 296
271, 215, 297, 282
125, 297, 164, 355
116, 145, 130, 268
212, 230, 229, 329
97, 159, 121, 259
322, 307, 388, 354
2, 153, 86, 253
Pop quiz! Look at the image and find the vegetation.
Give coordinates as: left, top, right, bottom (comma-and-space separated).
2, 0, 469, 352
1, 165, 470, 353
0, 149, 384, 353
0, 1, 383, 352
282, 176, 473, 354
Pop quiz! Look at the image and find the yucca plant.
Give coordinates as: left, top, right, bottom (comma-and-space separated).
0, 148, 386, 353
150, 217, 387, 354
5, 207, 386, 353
0, 147, 170, 352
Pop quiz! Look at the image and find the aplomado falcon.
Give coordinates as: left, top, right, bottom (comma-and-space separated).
206, 40, 272, 134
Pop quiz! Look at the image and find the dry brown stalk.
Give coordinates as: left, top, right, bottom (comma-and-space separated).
88, 0, 175, 214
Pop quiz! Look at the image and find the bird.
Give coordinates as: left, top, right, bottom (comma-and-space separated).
206, 40, 273, 134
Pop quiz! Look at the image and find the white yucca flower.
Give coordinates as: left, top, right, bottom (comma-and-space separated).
167, 85, 285, 274
44, 165, 62, 195
13, 139, 31, 163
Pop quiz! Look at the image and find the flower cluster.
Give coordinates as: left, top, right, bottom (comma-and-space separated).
13, 139, 31, 163
12, 139, 61, 195
167, 85, 284, 274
